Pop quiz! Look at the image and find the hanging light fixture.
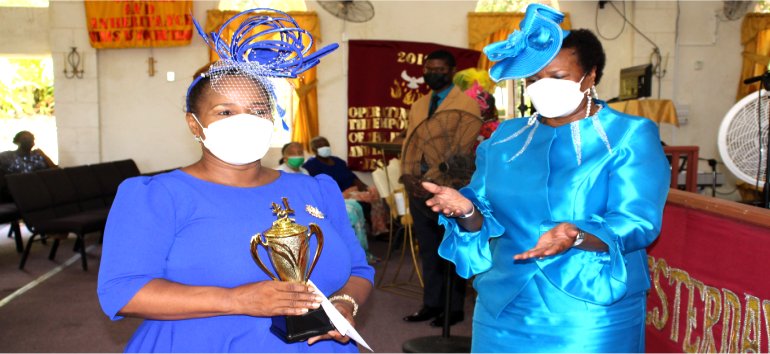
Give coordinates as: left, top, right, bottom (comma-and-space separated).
63, 47, 84, 79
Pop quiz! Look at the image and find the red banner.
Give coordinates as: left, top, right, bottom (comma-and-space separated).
646, 201, 770, 352
346, 40, 480, 171
85, 1, 193, 49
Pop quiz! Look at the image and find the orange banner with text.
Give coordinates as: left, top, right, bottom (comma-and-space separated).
85, 1, 193, 49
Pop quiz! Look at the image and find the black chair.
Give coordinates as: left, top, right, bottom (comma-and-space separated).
39, 168, 110, 216
37, 169, 83, 217
6, 172, 107, 271
38, 168, 111, 251
0, 173, 23, 253
0, 203, 22, 253
64, 165, 106, 211
113, 159, 141, 180
89, 162, 124, 206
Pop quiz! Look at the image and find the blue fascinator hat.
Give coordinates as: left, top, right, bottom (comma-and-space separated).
484, 4, 568, 82
187, 8, 338, 129
192, 8, 338, 79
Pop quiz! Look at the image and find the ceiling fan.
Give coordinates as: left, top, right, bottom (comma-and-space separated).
717, 0, 754, 21
318, 0, 375, 23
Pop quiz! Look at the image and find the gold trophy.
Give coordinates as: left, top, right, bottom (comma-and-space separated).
250, 197, 334, 343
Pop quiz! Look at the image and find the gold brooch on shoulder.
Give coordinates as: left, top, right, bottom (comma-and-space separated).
305, 204, 325, 219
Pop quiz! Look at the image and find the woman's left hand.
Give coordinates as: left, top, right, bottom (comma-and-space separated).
513, 222, 579, 260
422, 181, 474, 218
306, 302, 355, 345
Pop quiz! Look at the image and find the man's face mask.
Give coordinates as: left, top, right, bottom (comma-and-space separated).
423, 72, 451, 91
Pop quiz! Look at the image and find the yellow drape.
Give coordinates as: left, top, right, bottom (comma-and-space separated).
738, 13, 770, 100
608, 99, 679, 127
468, 12, 571, 71
204, 10, 321, 151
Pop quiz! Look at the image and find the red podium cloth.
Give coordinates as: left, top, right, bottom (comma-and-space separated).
646, 196, 770, 352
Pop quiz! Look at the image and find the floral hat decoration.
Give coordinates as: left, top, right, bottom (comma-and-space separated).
187, 8, 338, 129
453, 67, 497, 93
484, 4, 568, 82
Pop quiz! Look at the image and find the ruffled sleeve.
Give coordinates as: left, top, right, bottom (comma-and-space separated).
536, 118, 670, 305
97, 176, 177, 320
437, 137, 505, 279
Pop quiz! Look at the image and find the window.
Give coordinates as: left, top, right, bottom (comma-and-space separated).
757, 0, 770, 13
269, 80, 296, 148
0, 0, 48, 7
0, 56, 58, 163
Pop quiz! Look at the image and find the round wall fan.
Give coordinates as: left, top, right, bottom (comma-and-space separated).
318, 0, 375, 23
401, 109, 483, 218
718, 0, 754, 21
717, 89, 769, 187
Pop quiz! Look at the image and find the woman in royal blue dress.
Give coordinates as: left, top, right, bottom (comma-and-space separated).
97, 9, 373, 353
420, 4, 670, 353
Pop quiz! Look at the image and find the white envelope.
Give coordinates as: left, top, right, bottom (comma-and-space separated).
307, 280, 372, 352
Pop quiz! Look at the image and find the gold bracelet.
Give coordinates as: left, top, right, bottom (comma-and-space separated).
328, 294, 358, 317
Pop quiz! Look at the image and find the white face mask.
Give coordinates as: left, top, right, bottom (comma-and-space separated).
192, 113, 273, 165
317, 146, 332, 158
526, 76, 589, 118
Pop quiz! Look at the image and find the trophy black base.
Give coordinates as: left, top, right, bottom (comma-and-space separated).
270, 307, 335, 343
402, 335, 471, 353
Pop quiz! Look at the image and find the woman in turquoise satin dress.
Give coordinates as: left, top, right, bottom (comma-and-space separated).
421, 4, 670, 353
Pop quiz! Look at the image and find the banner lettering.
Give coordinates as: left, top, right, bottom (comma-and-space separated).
346, 40, 480, 171
646, 202, 770, 352
85, 1, 193, 49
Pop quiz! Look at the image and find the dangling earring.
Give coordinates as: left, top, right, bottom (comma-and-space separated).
193, 136, 202, 143
585, 94, 593, 118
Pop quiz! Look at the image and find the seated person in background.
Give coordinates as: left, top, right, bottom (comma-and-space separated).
277, 142, 309, 175
304, 136, 389, 237
304, 136, 366, 192
281, 140, 378, 263
345, 198, 380, 264
0, 131, 57, 174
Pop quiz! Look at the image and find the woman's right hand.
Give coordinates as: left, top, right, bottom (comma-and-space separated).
229, 280, 322, 317
422, 181, 474, 218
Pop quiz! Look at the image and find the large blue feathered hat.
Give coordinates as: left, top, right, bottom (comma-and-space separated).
186, 8, 338, 128
193, 8, 338, 79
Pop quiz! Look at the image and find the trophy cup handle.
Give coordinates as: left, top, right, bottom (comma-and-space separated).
250, 234, 279, 281
305, 223, 324, 283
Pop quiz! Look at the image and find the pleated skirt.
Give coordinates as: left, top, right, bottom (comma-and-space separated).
471, 272, 646, 353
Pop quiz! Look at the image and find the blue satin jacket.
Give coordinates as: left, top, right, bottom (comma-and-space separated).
438, 106, 670, 319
